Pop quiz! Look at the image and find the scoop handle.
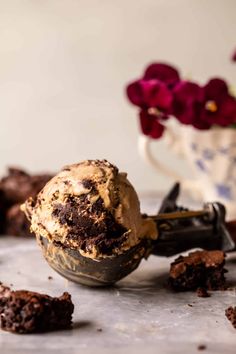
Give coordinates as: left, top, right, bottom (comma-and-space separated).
151, 224, 221, 257
150, 203, 235, 257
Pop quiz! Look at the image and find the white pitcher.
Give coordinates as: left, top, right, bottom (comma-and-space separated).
138, 125, 236, 220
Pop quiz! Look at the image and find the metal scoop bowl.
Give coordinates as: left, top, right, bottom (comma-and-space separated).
36, 235, 150, 286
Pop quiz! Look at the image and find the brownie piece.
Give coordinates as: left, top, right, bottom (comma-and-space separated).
0, 283, 74, 333
196, 287, 210, 298
0, 190, 5, 233
225, 306, 236, 328
5, 204, 31, 237
198, 345, 206, 351
0, 167, 52, 236
0, 167, 52, 205
169, 250, 226, 291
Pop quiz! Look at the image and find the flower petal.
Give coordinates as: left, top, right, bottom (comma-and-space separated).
192, 118, 211, 130
126, 80, 145, 107
143, 63, 180, 87
202, 80, 236, 126
204, 78, 229, 101
127, 79, 172, 111
139, 110, 165, 139
231, 49, 236, 62
213, 96, 236, 126
172, 81, 204, 125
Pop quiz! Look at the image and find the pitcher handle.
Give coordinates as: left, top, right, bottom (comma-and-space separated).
138, 130, 203, 198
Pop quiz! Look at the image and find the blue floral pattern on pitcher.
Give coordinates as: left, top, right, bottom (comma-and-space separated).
215, 184, 233, 200
190, 141, 236, 201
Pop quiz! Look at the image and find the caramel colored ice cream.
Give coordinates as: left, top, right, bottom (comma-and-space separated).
22, 160, 157, 259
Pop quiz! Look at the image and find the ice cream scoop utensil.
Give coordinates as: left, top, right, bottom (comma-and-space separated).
22, 160, 235, 286
36, 190, 233, 286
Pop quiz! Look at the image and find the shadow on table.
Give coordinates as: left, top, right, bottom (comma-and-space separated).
72, 320, 94, 330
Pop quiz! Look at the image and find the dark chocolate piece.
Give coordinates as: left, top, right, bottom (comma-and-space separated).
0, 283, 74, 333
169, 250, 226, 291
225, 306, 236, 329
196, 287, 210, 298
198, 344, 206, 351
52, 194, 128, 256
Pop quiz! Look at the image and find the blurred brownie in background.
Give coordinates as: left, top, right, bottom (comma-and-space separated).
0, 167, 53, 237
0, 167, 52, 205
5, 204, 32, 237
0, 189, 5, 234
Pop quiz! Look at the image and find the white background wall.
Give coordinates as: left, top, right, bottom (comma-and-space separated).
0, 0, 236, 192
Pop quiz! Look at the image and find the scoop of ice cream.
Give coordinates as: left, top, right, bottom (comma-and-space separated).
22, 160, 157, 259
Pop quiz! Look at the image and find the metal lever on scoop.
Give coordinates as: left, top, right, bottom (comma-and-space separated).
150, 184, 236, 257
158, 182, 180, 213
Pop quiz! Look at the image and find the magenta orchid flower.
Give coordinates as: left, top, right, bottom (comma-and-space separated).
172, 81, 209, 129
201, 78, 236, 126
126, 79, 172, 112
126, 63, 179, 138
126, 61, 236, 139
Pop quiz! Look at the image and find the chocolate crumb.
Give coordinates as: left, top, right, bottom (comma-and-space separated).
196, 287, 210, 298
198, 344, 206, 350
225, 306, 236, 328
187, 304, 193, 307
97, 328, 103, 332
48, 276, 53, 280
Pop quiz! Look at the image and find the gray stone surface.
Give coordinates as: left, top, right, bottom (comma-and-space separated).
0, 196, 236, 353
